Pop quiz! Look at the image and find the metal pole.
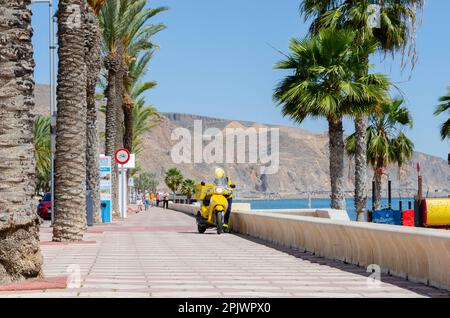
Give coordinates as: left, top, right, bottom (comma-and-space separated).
308, 192, 312, 209
119, 165, 126, 220
118, 165, 122, 219
418, 176, 423, 201
122, 168, 128, 218
49, 1, 55, 226
372, 180, 376, 212
31, 0, 56, 224
388, 179, 392, 210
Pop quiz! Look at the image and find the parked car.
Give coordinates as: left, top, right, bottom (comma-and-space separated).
37, 192, 52, 220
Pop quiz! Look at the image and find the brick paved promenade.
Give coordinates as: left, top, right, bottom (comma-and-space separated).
1, 207, 449, 298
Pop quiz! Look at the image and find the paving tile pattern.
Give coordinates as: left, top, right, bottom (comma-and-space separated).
2, 207, 449, 298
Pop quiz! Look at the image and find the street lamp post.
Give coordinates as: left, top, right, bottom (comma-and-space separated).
31, 0, 57, 224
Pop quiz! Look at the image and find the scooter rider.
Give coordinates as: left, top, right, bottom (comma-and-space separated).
213, 168, 235, 231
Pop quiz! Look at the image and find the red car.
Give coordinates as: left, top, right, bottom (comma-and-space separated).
37, 193, 52, 220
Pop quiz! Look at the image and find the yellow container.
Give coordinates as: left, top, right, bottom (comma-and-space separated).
423, 198, 450, 227
195, 183, 206, 200
194, 182, 214, 200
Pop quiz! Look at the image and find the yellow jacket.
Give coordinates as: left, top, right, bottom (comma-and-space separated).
226, 177, 234, 199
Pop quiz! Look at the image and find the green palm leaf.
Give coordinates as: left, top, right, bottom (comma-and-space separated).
33, 116, 51, 194
346, 99, 414, 169
435, 87, 450, 140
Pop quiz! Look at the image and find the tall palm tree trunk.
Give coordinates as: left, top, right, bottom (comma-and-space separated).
354, 57, 369, 221
122, 94, 133, 204
354, 114, 368, 221
123, 93, 133, 152
53, 0, 87, 242
104, 53, 120, 215
328, 117, 346, 210
115, 58, 125, 152
85, 5, 101, 222
373, 170, 382, 211
0, 0, 43, 283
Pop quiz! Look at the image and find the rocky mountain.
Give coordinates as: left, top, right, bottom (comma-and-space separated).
34, 84, 450, 199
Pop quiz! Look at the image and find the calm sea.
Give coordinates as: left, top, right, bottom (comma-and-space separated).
235, 198, 414, 221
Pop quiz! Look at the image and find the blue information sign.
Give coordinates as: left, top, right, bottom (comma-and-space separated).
99, 155, 112, 223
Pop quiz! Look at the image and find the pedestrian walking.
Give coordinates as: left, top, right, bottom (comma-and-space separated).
144, 192, 150, 211
163, 191, 169, 209
150, 192, 155, 208
155, 192, 160, 207
137, 193, 143, 213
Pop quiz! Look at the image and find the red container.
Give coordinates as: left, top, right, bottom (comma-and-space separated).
402, 210, 415, 227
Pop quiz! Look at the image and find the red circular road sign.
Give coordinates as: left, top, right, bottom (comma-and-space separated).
114, 148, 131, 165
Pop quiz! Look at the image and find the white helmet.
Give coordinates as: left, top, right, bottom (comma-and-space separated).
214, 167, 225, 179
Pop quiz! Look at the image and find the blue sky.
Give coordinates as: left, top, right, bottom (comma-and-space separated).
32, 0, 450, 159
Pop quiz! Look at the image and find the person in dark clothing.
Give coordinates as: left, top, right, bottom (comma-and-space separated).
162, 192, 169, 209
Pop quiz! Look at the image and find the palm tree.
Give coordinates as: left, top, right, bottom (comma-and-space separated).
181, 179, 196, 202
274, 29, 389, 210
86, 0, 106, 222
300, 0, 424, 220
346, 99, 414, 210
100, 0, 166, 214
0, 0, 43, 283
435, 88, 450, 140
33, 116, 51, 195
53, 0, 88, 242
164, 168, 184, 200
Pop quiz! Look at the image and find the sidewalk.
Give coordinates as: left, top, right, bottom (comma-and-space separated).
1, 206, 449, 298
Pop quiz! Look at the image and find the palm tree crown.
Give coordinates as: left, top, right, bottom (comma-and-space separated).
435, 87, 450, 140
300, 0, 424, 68
274, 29, 389, 123
181, 179, 196, 200
347, 99, 414, 169
164, 168, 184, 194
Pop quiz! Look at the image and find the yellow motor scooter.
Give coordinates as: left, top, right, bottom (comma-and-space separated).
195, 181, 234, 234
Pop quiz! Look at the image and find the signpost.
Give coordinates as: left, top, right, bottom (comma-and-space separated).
114, 149, 134, 220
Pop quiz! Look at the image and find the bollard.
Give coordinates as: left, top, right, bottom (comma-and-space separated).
86, 190, 94, 227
